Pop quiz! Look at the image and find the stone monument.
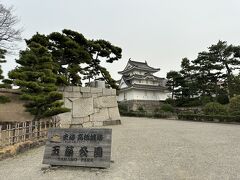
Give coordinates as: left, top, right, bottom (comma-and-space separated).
58, 86, 121, 128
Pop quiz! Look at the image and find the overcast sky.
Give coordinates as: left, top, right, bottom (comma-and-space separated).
1, 0, 240, 79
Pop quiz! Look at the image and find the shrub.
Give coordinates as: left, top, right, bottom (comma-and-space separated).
200, 96, 212, 105
118, 103, 128, 112
137, 106, 145, 112
177, 113, 240, 123
153, 111, 173, 118
203, 102, 227, 115
160, 104, 174, 113
229, 95, 240, 115
0, 95, 11, 104
216, 93, 229, 105
175, 98, 202, 107
165, 98, 175, 106
183, 99, 202, 107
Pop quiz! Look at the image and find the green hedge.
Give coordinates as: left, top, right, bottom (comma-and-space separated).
177, 114, 240, 122
120, 110, 173, 119
203, 102, 227, 115
0, 95, 11, 104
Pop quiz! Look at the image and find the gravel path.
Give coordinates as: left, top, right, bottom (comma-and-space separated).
1, 117, 240, 180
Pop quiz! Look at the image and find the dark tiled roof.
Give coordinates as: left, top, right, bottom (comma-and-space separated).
121, 76, 167, 91
124, 73, 164, 81
118, 59, 160, 74
128, 60, 160, 71
131, 84, 167, 90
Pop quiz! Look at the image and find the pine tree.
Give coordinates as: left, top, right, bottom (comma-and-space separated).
9, 42, 69, 121
207, 41, 240, 97
0, 48, 6, 81
0, 48, 12, 89
166, 71, 183, 99
47, 31, 91, 86
26, 30, 122, 88
86, 39, 122, 88
192, 51, 223, 98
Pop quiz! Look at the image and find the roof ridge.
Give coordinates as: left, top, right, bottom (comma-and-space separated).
129, 59, 147, 64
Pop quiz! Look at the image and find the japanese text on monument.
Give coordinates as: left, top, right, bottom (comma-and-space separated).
43, 128, 112, 168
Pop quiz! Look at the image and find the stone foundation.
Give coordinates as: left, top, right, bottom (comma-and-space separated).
58, 86, 121, 128
119, 100, 165, 113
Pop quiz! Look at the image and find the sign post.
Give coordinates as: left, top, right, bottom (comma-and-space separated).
43, 128, 112, 168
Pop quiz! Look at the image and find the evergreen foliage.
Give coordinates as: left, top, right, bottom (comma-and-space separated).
26, 30, 122, 88
160, 104, 174, 113
166, 41, 240, 107
228, 95, 240, 115
0, 95, 10, 103
203, 102, 227, 115
9, 42, 69, 121
0, 48, 12, 89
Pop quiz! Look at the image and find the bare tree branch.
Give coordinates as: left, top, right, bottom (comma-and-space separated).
0, 4, 22, 50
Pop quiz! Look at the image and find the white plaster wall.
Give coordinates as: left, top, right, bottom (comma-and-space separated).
133, 79, 158, 86
118, 89, 170, 101
118, 89, 134, 101
119, 78, 128, 89
132, 90, 169, 101
118, 92, 124, 101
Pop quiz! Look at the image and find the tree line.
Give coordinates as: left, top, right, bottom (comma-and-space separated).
166, 41, 240, 107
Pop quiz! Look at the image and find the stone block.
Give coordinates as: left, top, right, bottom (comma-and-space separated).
82, 92, 92, 98
93, 121, 103, 127
58, 86, 65, 92
60, 123, 71, 128
72, 97, 93, 117
71, 117, 84, 124
94, 96, 118, 108
71, 116, 89, 124
68, 92, 82, 98
68, 98, 79, 102
64, 98, 72, 109
102, 88, 112, 96
97, 93, 103, 97
80, 87, 90, 93
111, 89, 116, 95
65, 86, 73, 92
89, 115, 93, 122
63, 91, 72, 98
91, 108, 109, 122
70, 124, 83, 128
108, 107, 121, 120
103, 120, 121, 126
92, 94, 98, 98
91, 88, 103, 93
73, 86, 80, 92
82, 122, 93, 128
58, 111, 72, 127
94, 108, 100, 113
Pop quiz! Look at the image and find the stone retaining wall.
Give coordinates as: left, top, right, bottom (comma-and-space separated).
58, 87, 121, 128
119, 100, 165, 113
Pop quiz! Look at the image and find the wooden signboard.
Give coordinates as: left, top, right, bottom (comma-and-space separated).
42, 128, 112, 168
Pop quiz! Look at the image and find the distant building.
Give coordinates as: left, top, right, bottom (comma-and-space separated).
118, 59, 169, 102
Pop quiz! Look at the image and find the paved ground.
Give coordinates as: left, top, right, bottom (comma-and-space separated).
1, 117, 240, 180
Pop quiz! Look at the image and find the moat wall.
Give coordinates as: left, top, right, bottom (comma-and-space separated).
118, 100, 165, 113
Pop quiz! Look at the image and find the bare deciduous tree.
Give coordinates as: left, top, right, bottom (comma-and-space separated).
0, 4, 21, 49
